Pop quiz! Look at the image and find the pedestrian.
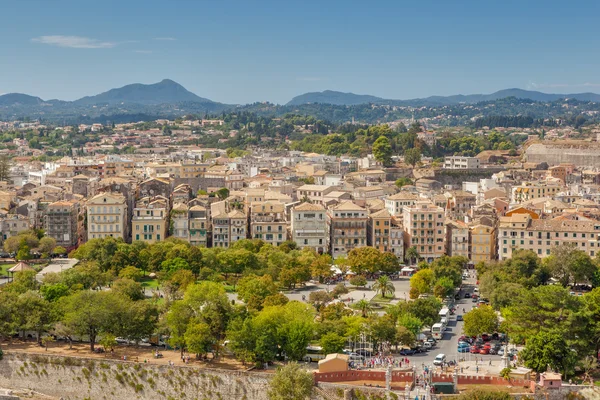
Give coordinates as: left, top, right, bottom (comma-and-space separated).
489, 359, 492, 366
476, 365, 479, 373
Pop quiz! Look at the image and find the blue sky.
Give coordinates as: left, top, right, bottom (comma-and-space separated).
1, 0, 599, 104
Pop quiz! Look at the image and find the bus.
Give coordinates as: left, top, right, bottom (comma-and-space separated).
303, 346, 326, 362
439, 307, 450, 321
431, 323, 445, 340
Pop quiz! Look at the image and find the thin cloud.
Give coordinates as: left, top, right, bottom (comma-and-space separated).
31, 35, 116, 49
297, 77, 326, 82
134, 50, 153, 54
528, 82, 600, 90
154, 37, 176, 41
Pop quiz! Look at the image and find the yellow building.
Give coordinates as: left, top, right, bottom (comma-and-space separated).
512, 182, 563, 203
87, 192, 128, 240
470, 224, 497, 263
132, 196, 168, 244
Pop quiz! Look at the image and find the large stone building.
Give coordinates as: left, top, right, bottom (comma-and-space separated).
87, 192, 128, 240
291, 202, 328, 253
385, 192, 419, 217
329, 201, 367, 259
45, 200, 80, 248
498, 214, 600, 260
525, 141, 600, 167
131, 196, 168, 244
402, 201, 445, 261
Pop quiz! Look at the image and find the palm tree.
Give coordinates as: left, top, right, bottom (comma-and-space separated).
373, 275, 395, 299
405, 247, 420, 266
355, 299, 372, 318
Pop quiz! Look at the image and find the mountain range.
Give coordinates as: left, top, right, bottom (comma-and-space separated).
286, 88, 600, 106
2, 79, 600, 125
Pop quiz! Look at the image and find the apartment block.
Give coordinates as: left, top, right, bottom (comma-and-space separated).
444, 156, 480, 169
291, 202, 328, 253
470, 223, 497, 263
445, 220, 469, 259
512, 182, 563, 203
297, 185, 335, 205
402, 201, 445, 261
329, 201, 367, 259
385, 192, 419, 217
250, 201, 287, 246
132, 196, 168, 244
87, 192, 128, 240
498, 214, 600, 260
189, 205, 210, 247
45, 200, 80, 248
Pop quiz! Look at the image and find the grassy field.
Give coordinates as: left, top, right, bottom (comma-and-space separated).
370, 294, 394, 303
140, 277, 159, 289
0, 264, 9, 277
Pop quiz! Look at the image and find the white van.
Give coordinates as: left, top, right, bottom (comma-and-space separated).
433, 354, 446, 366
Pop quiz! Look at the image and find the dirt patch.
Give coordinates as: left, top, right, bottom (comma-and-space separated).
457, 384, 532, 394
1, 340, 248, 371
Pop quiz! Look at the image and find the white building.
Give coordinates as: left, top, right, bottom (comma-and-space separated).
87, 192, 128, 241
444, 156, 480, 170
291, 202, 328, 253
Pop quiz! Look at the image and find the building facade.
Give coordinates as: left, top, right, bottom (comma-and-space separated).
470, 224, 497, 263
329, 201, 367, 259
291, 202, 328, 253
402, 201, 445, 261
45, 200, 80, 248
87, 192, 128, 240
132, 196, 168, 244
250, 201, 287, 246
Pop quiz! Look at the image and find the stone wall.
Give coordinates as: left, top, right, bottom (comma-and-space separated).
0, 352, 273, 400
525, 142, 600, 167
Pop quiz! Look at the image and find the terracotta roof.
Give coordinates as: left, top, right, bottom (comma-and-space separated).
331, 201, 365, 211
9, 262, 34, 273
369, 209, 391, 218
294, 202, 325, 211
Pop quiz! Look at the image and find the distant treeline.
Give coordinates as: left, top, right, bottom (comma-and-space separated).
472, 116, 551, 129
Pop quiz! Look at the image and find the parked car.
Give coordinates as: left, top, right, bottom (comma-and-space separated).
423, 341, 433, 349
399, 348, 416, 356
481, 334, 490, 341
458, 345, 470, 353
470, 346, 480, 354
456, 315, 463, 321
433, 354, 447, 366
479, 347, 490, 354
464, 293, 471, 298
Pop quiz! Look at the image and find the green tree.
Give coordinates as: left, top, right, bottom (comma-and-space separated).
355, 299, 372, 318
397, 313, 423, 336
237, 275, 278, 310
520, 330, 577, 377
185, 322, 213, 358
410, 269, 434, 295
111, 278, 145, 301
99, 333, 117, 352
372, 136, 393, 166
320, 332, 346, 355
404, 148, 421, 167
405, 247, 419, 265
373, 275, 395, 298
349, 275, 367, 288
215, 187, 230, 200
38, 237, 57, 256
118, 266, 143, 281
395, 177, 413, 188
462, 305, 498, 337
268, 362, 313, 400
348, 247, 382, 275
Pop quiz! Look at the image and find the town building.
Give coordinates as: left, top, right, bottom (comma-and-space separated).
445, 220, 469, 258
385, 192, 419, 217
291, 202, 328, 253
444, 156, 480, 169
470, 223, 497, 263
45, 200, 80, 248
498, 214, 600, 260
87, 192, 128, 240
328, 201, 368, 259
131, 196, 169, 244
402, 201, 445, 261
250, 201, 287, 246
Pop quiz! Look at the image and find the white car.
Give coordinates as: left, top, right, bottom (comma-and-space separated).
433, 354, 446, 366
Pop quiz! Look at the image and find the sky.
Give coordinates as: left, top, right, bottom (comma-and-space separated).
1, 0, 600, 104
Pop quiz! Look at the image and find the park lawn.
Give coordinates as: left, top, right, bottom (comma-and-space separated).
221, 284, 236, 293
0, 264, 9, 277
370, 294, 394, 303
140, 277, 159, 289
